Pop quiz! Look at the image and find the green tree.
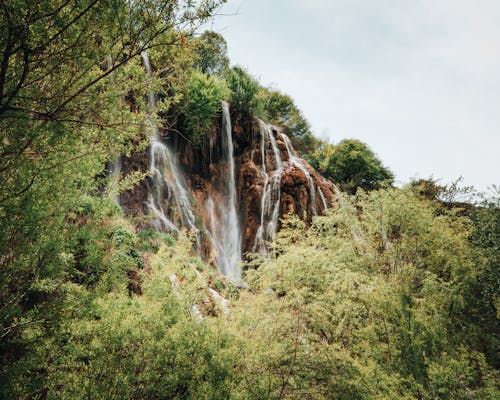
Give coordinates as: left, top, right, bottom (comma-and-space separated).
180, 71, 229, 143
227, 66, 263, 117
193, 30, 230, 76
260, 87, 321, 155
0, 0, 225, 390
324, 139, 394, 193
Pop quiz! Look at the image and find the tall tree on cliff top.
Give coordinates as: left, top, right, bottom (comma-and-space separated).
0, 0, 225, 366
324, 139, 394, 193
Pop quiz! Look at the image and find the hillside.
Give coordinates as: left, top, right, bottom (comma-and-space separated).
0, 1, 498, 399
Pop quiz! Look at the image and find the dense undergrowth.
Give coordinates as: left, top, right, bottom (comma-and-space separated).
2, 187, 498, 399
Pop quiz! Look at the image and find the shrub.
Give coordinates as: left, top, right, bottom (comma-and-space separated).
324, 139, 394, 193
181, 71, 229, 143
227, 66, 263, 117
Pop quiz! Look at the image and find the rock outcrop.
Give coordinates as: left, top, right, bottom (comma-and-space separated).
117, 107, 335, 274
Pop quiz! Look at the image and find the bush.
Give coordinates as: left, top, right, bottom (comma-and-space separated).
181, 71, 229, 143
324, 139, 394, 193
227, 66, 263, 117
138, 228, 176, 253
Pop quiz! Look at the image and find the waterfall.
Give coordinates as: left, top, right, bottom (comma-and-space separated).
139, 51, 331, 275
282, 133, 317, 215
205, 102, 242, 281
141, 51, 198, 235
253, 120, 283, 255
318, 186, 328, 211
109, 156, 122, 205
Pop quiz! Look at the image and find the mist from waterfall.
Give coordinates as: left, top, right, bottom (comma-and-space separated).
253, 120, 283, 256
205, 102, 242, 281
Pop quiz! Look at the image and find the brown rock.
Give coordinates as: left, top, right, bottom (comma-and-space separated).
119, 115, 336, 263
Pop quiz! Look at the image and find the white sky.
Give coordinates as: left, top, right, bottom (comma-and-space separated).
209, 0, 500, 190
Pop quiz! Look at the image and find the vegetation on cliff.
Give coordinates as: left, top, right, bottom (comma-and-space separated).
310, 139, 394, 194
2, 187, 498, 399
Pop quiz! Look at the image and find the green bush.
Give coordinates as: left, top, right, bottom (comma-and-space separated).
181, 71, 229, 143
138, 228, 176, 253
324, 139, 394, 193
227, 66, 264, 117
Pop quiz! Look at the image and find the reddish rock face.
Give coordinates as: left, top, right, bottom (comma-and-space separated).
119, 114, 336, 263
236, 122, 335, 255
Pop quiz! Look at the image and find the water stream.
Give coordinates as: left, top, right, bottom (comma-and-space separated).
253, 120, 283, 255
141, 51, 197, 235
282, 133, 317, 216
205, 102, 242, 280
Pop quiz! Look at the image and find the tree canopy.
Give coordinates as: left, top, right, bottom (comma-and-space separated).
193, 30, 230, 76
0, 0, 225, 393
319, 138, 394, 193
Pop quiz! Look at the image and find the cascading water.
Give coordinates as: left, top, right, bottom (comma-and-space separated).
318, 186, 328, 211
282, 133, 317, 216
135, 52, 334, 275
205, 102, 242, 281
141, 51, 198, 235
253, 120, 283, 255
109, 156, 122, 205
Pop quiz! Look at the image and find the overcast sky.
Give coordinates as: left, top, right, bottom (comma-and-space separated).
209, 0, 499, 191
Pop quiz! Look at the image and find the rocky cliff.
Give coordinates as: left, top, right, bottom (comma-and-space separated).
117, 104, 335, 279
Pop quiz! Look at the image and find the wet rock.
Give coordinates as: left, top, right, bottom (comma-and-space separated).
118, 114, 336, 264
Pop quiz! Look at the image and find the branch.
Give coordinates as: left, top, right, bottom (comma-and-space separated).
0, 0, 13, 102
0, 149, 104, 204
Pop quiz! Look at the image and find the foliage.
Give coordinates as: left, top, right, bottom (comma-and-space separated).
464, 187, 500, 367
238, 187, 499, 398
260, 87, 322, 155
0, 0, 225, 391
2, 183, 498, 398
1, 2, 497, 398
193, 30, 230, 76
1, 211, 237, 398
227, 66, 264, 117
320, 139, 394, 193
307, 141, 336, 171
180, 71, 229, 143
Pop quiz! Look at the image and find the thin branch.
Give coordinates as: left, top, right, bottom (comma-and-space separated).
0, 149, 105, 204
0, 0, 13, 101
27, 0, 73, 24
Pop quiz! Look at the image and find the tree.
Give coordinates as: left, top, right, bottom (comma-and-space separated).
193, 30, 230, 76
227, 66, 263, 117
0, 0, 225, 389
180, 71, 229, 143
260, 87, 321, 155
324, 139, 394, 193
